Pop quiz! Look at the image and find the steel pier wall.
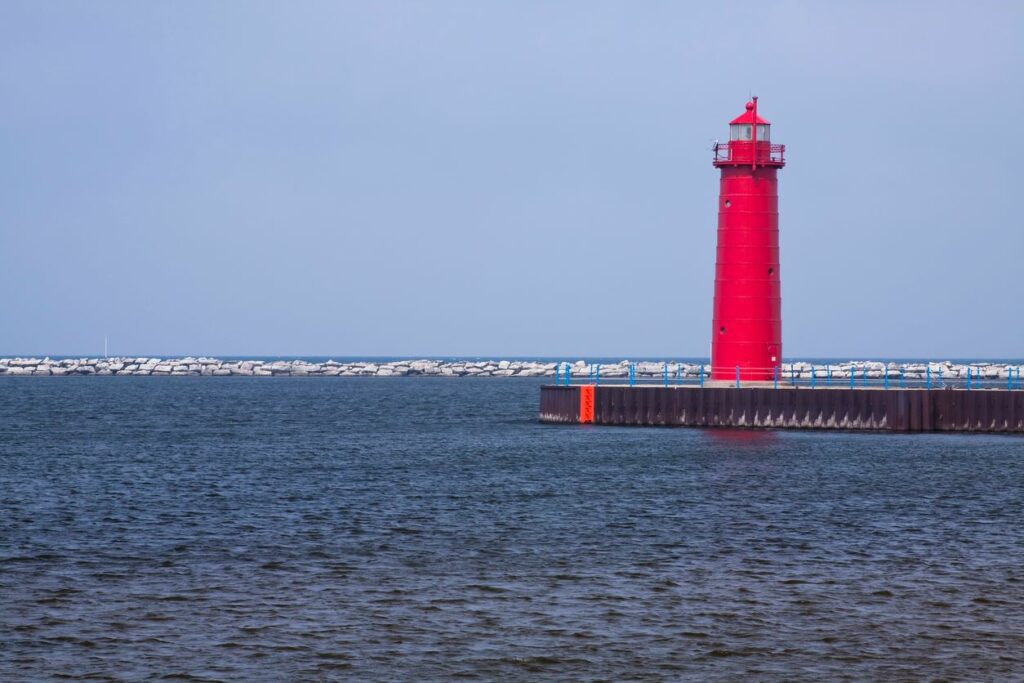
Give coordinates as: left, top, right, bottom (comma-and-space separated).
538, 386, 1024, 433
539, 386, 580, 424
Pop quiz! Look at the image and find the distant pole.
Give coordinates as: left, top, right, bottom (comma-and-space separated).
900, 365, 906, 389
773, 365, 778, 390
811, 366, 816, 389
735, 365, 740, 389
663, 363, 668, 387
826, 364, 831, 386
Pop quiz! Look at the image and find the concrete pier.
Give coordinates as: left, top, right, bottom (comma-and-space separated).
539, 385, 1024, 433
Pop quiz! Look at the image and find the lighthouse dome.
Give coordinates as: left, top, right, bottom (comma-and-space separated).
730, 102, 769, 125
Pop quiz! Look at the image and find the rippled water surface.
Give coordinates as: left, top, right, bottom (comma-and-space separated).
2, 377, 1024, 680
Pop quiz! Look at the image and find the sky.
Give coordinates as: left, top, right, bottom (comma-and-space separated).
1, 2, 1022, 359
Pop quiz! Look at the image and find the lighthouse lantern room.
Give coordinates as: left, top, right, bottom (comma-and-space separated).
711, 98, 786, 381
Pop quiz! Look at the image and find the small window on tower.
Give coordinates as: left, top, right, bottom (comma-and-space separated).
757, 124, 770, 141
730, 124, 752, 141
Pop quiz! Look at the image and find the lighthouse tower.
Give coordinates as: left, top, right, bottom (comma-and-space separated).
711, 98, 786, 381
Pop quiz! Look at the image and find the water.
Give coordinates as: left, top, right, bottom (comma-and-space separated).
2, 377, 1023, 680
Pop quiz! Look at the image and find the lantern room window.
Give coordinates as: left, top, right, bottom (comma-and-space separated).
729, 124, 770, 141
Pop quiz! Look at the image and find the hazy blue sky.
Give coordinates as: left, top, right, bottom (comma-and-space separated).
2, 2, 1022, 358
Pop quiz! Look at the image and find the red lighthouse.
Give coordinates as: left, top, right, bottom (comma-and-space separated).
711, 97, 786, 381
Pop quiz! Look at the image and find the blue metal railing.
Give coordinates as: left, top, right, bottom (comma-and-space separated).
552, 362, 1024, 391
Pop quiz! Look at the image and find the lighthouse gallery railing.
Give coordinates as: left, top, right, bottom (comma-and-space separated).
713, 142, 785, 164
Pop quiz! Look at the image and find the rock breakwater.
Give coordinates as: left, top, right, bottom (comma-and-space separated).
0, 357, 1018, 379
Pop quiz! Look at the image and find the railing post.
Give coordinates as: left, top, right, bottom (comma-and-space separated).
849, 366, 855, 390
927, 366, 932, 390
676, 364, 681, 385
735, 365, 740, 389
862, 366, 868, 388
1009, 367, 1013, 391
595, 363, 601, 386
966, 367, 971, 391
664, 363, 668, 387
773, 365, 778, 390
884, 366, 889, 390
700, 365, 705, 388
811, 366, 816, 389
826, 364, 831, 386
900, 364, 906, 389
790, 365, 795, 386
629, 363, 635, 387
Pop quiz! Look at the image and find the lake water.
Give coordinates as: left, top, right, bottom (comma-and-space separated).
2, 377, 1023, 680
